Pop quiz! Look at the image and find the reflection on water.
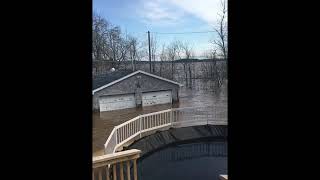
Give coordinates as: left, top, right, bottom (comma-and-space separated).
138, 140, 227, 180
93, 79, 227, 156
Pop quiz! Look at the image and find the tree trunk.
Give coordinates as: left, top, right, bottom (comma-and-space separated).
188, 64, 192, 88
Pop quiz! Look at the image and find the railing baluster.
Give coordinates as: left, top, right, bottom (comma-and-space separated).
120, 162, 124, 180
122, 127, 124, 142
119, 128, 122, 142
122, 126, 125, 141
152, 115, 153, 128
152, 115, 154, 127
106, 166, 110, 180
128, 123, 130, 137
98, 168, 102, 180
126, 125, 128, 139
153, 115, 155, 127
126, 124, 128, 139
130, 122, 132, 136
133, 121, 135, 134
115, 129, 117, 145
126, 161, 131, 180
126, 124, 128, 138
162, 113, 164, 125
133, 159, 138, 180
113, 164, 117, 180
145, 116, 147, 129
132, 122, 134, 135
131, 122, 133, 135
118, 128, 121, 143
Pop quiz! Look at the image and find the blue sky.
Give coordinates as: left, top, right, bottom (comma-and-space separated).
93, 0, 226, 57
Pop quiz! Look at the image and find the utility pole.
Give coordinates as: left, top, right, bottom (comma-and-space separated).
148, 31, 152, 73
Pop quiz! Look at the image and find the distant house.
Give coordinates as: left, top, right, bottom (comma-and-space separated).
92, 70, 183, 112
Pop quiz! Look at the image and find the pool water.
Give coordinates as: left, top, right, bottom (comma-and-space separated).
137, 140, 227, 180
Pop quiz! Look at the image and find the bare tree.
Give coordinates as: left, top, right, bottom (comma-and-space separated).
166, 41, 179, 80
125, 35, 140, 71
180, 42, 194, 88
212, 0, 227, 60
150, 35, 157, 73
93, 12, 148, 75
159, 44, 167, 76
92, 13, 110, 61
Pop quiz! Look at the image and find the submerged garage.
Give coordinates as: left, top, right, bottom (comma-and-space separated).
99, 94, 136, 112
142, 90, 172, 107
93, 70, 182, 112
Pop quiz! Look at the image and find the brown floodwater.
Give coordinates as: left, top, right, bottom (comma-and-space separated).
92, 79, 227, 157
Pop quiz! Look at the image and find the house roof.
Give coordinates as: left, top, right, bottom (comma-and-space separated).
92, 70, 183, 94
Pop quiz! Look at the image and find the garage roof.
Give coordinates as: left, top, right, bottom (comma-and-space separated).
93, 70, 183, 94
93, 70, 133, 90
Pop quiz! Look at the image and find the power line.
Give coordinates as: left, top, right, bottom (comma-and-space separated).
151, 31, 215, 34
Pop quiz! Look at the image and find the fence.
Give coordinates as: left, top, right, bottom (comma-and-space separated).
104, 106, 227, 154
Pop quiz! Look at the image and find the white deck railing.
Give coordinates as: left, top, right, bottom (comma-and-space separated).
104, 106, 227, 154
93, 149, 141, 180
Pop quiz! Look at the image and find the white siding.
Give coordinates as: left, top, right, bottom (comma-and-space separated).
99, 94, 136, 112
142, 91, 172, 107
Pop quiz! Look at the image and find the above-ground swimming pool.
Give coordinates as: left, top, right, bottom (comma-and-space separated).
126, 125, 228, 180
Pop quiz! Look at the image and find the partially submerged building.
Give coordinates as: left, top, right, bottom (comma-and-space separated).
92, 70, 183, 112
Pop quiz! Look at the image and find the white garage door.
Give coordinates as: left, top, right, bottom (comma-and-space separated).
99, 94, 136, 112
142, 90, 172, 107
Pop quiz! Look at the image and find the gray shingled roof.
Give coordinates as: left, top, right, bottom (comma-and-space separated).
92, 70, 133, 90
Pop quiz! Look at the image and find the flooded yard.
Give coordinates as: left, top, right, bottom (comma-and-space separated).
93, 79, 227, 156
